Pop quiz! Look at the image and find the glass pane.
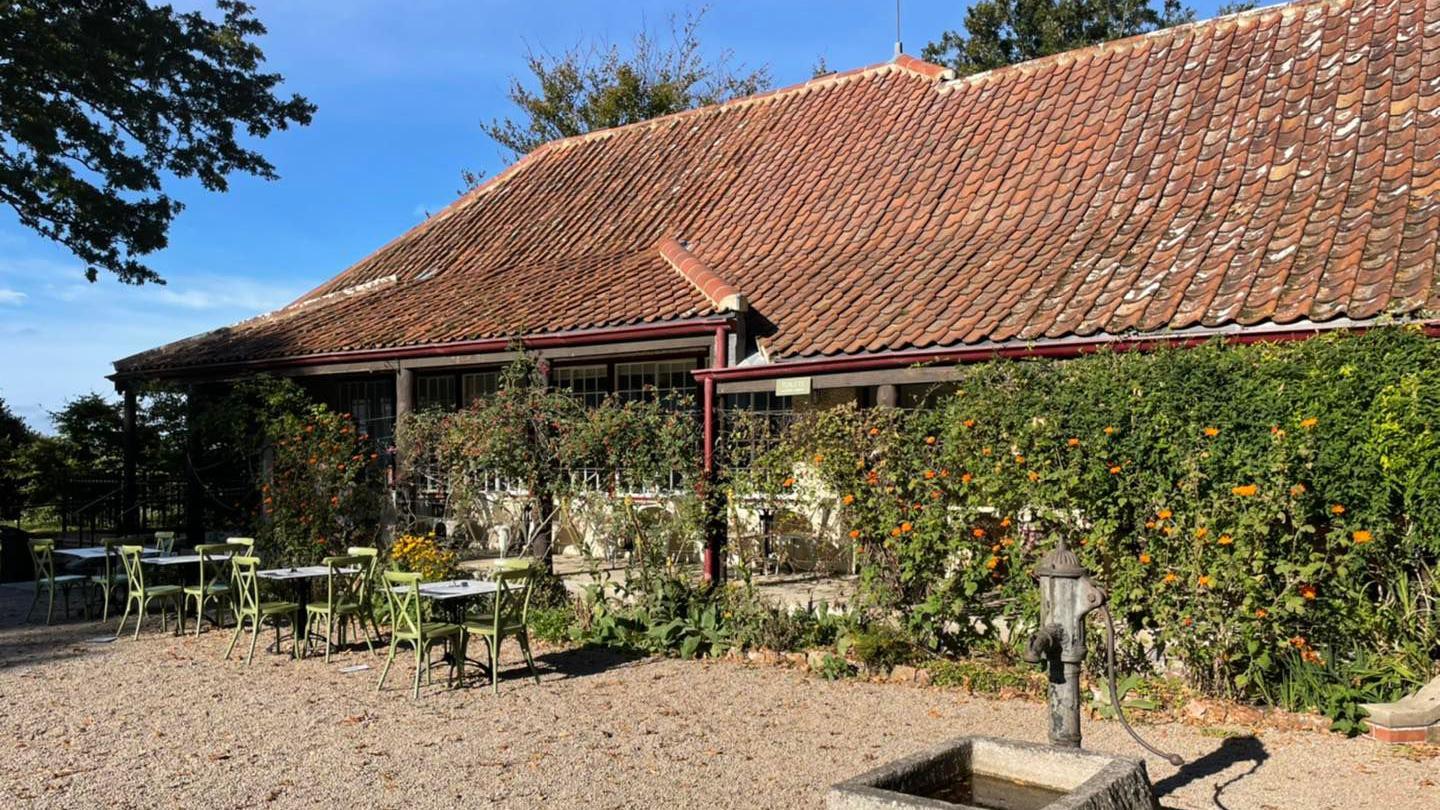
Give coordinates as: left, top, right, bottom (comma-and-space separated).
552, 365, 609, 409
461, 372, 499, 406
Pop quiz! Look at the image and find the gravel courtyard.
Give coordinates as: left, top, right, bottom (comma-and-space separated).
0, 586, 1435, 809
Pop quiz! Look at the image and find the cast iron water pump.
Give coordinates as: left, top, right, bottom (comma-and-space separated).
1023, 537, 1184, 765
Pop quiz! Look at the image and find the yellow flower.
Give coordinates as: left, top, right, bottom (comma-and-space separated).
1300, 417, 1318, 429
1352, 530, 1373, 545
1103, 426, 1115, 435
1157, 509, 1172, 520
985, 556, 999, 570
1330, 504, 1345, 515
1203, 426, 1219, 437
1195, 527, 1209, 539
1217, 534, 1234, 546
924, 436, 937, 446
1198, 575, 1214, 588
1231, 484, 1258, 497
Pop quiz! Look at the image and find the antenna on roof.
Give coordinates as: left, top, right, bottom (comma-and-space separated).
893, 0, 903, 57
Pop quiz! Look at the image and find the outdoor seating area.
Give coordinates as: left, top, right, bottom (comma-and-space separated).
13, 533, 545, 698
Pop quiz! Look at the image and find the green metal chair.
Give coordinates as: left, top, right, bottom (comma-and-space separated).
183, 542, 240, 636
27, 539, 88, 624
347, 546, 383, 643
226, 555, 300, 664
378, 571, 463, 699
88, 538, 128, 622
115, 544, 181, 639
304, 554, 376, 662
228, 536, 255, 553
462, 565, 540, 694
153, 531, 177, 555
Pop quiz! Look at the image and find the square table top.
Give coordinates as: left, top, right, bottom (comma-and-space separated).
143, 552, 231, 566
257, 565, 359, 581
389, 579, 499, 601
55, 546, 162, 561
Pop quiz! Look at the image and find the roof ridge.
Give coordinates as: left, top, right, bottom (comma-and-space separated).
938, 0, 1338, 93
656, 237, 747, 312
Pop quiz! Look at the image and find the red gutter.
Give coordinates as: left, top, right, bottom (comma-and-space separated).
701, 323, 729, 584
114, 317, 734, 381
695, 323, 1440, 383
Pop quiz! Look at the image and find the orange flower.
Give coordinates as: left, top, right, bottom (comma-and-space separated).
1302, 649, 1324, 665
1271, 425, 1286, 438
924, 436, 937, 446
1231, 484, 1258, 497
1289, 483, 1306, 497
1162, 572, 1179, 585
1157, 509, 1172, 520
1203, 426, 1219, 437
900, 522, 913, 534
1198, 575, 1214, 588
985, 556, 999, 570
849, 529, 861, 540
1109, 465, 1122, 475
1027, 471, 1040, 482
962, 419, 975, 429
813, 453, 825, 464
890, 527, 902, 537
1195, 527, 1209, 539
868, 427, 880, 437
930, 490, 942, 500
1000, 517, 1011, 528
867, 471, 880, 485
1103, 425, 1115, 435
1254, 608, 1268, 619
981, 447, 992, 456
1352, 530, 1373, 544
1330, 504, 1345, 515
1290, 636, 1308, 648
1299, 584, 1317, 600
1217, 534, 1233, 546
924, 469, 936, 479
939, 468, 950, 478
1014, 455, 1025, 465
972, 527, 986, 538
842, 494, 855, 505
783, 477, 796, 488
1138, 552, 1152, 564
1300, 417, 1318, 429
1162, 526, 1174, 536
960, 472, 973, 484
1181, 616, 1193, 627
1145, 521, 1156, 529
1067, 437, 1081, 447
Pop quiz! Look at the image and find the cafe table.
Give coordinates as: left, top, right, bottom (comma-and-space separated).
388, 578, 499, 671
258, 565, 359, 641
55, 545, 163, 562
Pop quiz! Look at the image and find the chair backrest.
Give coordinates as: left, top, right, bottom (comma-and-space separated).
319, 554, 366, 607
491, 565, 534, 632
347, 546, 380, 605
230, 555, 263, 616
194, 543, 240, 589
228, 537, 255, 552
98, 537, 124, 584
28, 539, 55, 585
118, 545, 147, 591
154, 531, 176, 555
383, 570, 424, 637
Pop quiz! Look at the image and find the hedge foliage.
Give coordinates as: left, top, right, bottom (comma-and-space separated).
729, 327, 1440, 706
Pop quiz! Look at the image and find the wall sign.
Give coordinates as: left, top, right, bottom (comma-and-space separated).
775, 376, 812, 397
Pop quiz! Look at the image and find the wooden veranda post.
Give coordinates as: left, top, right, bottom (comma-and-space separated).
120, 385, 138, 533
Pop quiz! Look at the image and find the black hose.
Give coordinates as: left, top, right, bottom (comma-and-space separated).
1101, 606, 1185, 767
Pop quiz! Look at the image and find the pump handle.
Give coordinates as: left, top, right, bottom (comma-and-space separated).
1100, 606, 1186, 767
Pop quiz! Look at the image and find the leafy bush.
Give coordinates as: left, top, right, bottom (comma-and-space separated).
924, 658, 1037, 696
728, 328, 1440, 722
815, 653, 853, 680
850, 624, 920, 671
528, 604, 580, 645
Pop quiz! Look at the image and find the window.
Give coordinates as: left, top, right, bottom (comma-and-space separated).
337, 379, 395, 447
552, 365, 609, 408
461, 371, 500, 406
417, 375, 456, 411
616, 359, 699, 406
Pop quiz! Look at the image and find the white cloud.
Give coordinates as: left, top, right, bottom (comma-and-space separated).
0, 288, 24, 304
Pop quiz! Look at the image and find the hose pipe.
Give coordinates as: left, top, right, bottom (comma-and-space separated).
1100, 606, 1185, 767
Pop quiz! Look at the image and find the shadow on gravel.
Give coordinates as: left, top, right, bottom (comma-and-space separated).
1152, 734, 1269, 810
532, 645, 646, 681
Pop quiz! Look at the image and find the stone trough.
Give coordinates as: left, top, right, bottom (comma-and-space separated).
827, 736, 1157, 810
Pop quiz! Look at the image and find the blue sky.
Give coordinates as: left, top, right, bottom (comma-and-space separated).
0, 0, 1233, 431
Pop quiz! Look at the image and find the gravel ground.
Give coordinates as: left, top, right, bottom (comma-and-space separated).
0, 585, 1435, 809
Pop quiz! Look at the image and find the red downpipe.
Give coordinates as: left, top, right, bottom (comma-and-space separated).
702, 324, 728, 584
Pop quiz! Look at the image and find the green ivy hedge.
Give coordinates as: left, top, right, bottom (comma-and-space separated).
729, 327, 1440, 712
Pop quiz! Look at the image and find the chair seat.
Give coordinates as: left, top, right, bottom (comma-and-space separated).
42, 574, 88, 586
255, 600, 299, 616
463, 616, 525, 636
143, 585, 184, 597
89, 573, 128, 585
183, 583, 232, 596
393, 621, 463, 641
306, 600, 362, 615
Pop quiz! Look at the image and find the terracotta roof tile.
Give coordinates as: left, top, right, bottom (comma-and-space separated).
118, 0, 1440, 374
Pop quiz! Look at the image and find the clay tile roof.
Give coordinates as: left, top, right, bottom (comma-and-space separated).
117, 0, 1440, 374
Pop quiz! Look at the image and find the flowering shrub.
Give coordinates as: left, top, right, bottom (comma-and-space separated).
261, 405, 384, 566
730, 328, 1440, 720
389, 532, 459, 581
